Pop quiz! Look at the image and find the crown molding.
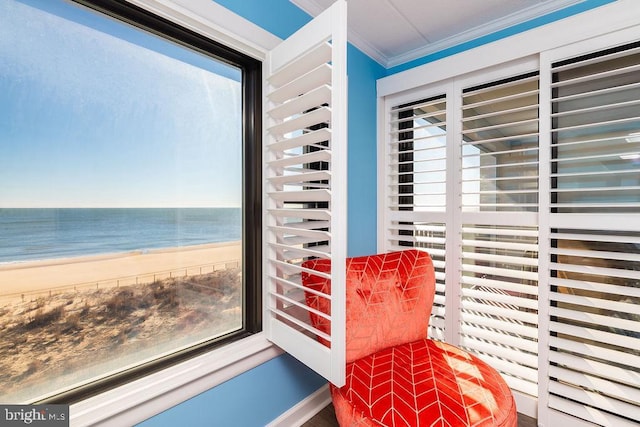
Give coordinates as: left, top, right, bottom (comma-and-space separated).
291, 0, 586, 68
385, 0, 585, 67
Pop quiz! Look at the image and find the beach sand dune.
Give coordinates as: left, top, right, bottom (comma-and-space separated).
0, 242, 241, 300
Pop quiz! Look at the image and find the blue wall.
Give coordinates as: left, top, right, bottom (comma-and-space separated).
137, 354, 326, 427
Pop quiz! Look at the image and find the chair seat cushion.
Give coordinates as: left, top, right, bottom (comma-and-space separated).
332, 338, 517, 427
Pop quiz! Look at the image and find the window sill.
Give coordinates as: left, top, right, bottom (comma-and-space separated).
70, 333, 281, 426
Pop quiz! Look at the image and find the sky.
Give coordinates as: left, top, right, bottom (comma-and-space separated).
0, 0, 243, 208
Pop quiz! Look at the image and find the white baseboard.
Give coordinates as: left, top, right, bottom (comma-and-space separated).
266, 384, 331, 427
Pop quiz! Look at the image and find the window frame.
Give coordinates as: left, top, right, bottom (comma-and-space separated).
46, 0, 281, 424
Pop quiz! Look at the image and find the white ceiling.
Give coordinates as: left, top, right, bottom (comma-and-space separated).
290, 0, 584, 68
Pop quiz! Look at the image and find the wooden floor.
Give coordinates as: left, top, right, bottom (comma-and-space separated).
302, 403, 537, 427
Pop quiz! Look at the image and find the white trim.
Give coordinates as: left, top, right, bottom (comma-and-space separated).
544, 408, 604, 427
71, 334, 281, 426
376, 95, 387, 253
124, 0, 281, 59
513, 390, 537, 420
537, 46, 554, 427
447, 80, 461, 346
266, 384, 331, 427
378, 0, 640, 96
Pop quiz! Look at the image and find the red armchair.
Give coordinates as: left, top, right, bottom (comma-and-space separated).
302, 249, 517, 427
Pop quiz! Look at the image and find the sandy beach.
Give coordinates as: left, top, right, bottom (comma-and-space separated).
0, 241, 241, 300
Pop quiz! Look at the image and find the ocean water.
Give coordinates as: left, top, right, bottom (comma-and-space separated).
0, 208, 241, 264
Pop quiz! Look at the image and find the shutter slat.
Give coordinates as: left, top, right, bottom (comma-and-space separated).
461, 131, 539, 147
462, 226, 538, 237
268, 106, 331, 137
269, 128, 331, 152
549, 379, 640, 422
268, 149, 331, 168
461, 275, 538, 296
462, 300, 537, 324
267, 170, 331, 186
552, 115, 640, 133
269, 208, 330, 221
462, 263, 538, 281
549, 351, 640, 389
550, 246, 640, 263
462, 88, 539, 109
550, 261, 640, 280
550, 305, 639, 337
268, 63, 331, 104
270, 225, 330, 240
549, 335, 639, 369
549, 276, 640, 299
268, 85, 331, 120
270, 242, 331, 260
548, 396, 639, 427
462, 287, 538, 311
268, 42, 331, 87
462, 117, 539, 135
551, 98, 640, 118
460, 323, 538, 354
462, 251, 539, 267
268, 189, 331, 202
389, 121, 446, 135
462, 239, 538, 252
459, 336, 538, 368
553, 80, 640, 103
389, 109, 446, 125
461, 312, 538, 340
550, 322, 639, 358
551, 62, 640, 89
462, 103, 538, 122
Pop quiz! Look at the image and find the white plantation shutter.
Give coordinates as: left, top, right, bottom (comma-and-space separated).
380, 10, 640, 423
458, 73, 540, 399
385, 95, 448, 340
545, 39, 640, 426
263, 0, 347, 385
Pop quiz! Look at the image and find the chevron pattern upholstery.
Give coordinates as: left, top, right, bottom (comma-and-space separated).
302, 250, 517, 427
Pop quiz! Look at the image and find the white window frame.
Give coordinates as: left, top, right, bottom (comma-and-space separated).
70, 1, 282, 425
378, 0, 640, 424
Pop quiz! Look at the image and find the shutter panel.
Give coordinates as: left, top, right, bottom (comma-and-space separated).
263, 0, 347, 386
547, 41, 640, 426
386, 95, 448, 339
461, 73, 540, 213
459, 73, 540, 398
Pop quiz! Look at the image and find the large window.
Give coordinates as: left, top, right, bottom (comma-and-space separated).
379, 5, 640, 424
0, 0, 260, 403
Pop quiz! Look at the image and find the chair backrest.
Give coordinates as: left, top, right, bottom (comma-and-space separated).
302, 249, 435, 363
